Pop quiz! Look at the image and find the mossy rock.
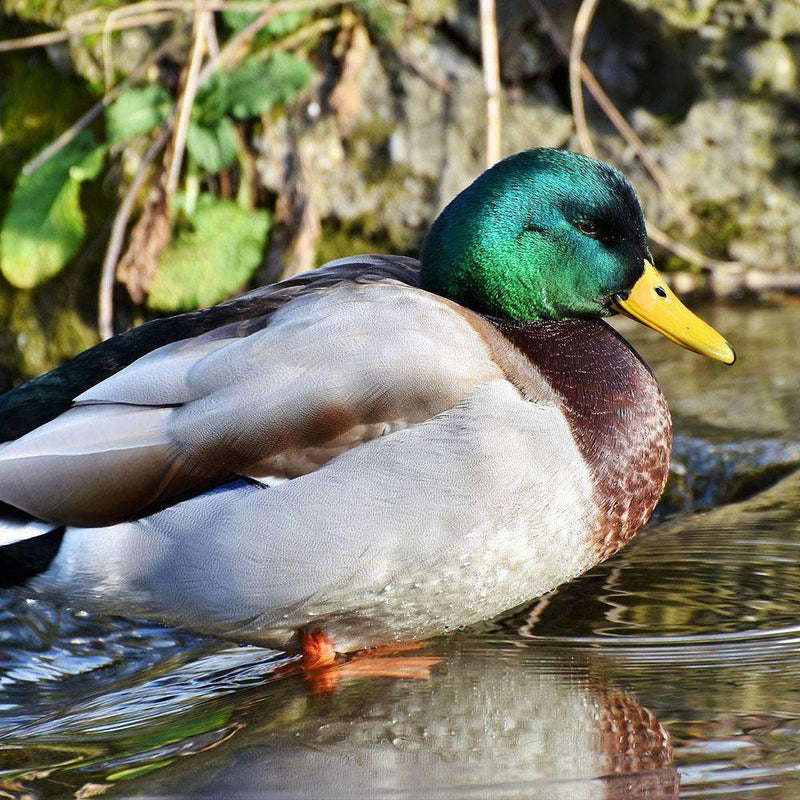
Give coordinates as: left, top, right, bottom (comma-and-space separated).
0, 276, 97, 390
316, 216, 394, 265
0, 54, 94, 189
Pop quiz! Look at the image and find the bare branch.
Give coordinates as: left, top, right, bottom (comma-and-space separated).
0, 10, 176, 52
568, 0, 600, 158
646, 225, 743, 273
166, 9, 210, 196
479, 0, 502, 167
0, 0, 347, 54
205, 10, 220, 59
197, 0, 351, 86
99, 127, 171, 341
532, 0, 694, 229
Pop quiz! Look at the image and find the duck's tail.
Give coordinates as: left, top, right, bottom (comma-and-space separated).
0, 504, 63, 588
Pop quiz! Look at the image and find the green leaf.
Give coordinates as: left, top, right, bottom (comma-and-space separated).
226, 54, 312, 119
193, 73, 231, 127
221, 8, 310, 39
0, 132, 98, 289
186, 116, 239, 173
148, 195, 271, 312
69, 144, 107, 182
107, 85, 172, 144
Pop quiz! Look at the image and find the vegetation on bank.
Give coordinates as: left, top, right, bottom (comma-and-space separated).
1, 0, 799, 388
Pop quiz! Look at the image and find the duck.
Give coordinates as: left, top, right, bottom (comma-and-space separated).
0, 148, 734, 667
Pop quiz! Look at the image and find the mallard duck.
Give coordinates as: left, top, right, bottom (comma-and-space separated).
0, 148, 733, 665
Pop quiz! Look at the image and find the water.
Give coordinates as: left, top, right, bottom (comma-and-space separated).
0, 304, 798, 799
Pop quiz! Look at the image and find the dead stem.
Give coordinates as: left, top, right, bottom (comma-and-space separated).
565, 0, 694, 231
99, 127, 171, 340
196, 0, 351, 86
205, 10, 220, 59
568, 0, 600, 159
0, 11, 176, 53
646, 225, 743, 273
166, 9, 210, 196
479, 0, 502, 167
0, 0, 347, 54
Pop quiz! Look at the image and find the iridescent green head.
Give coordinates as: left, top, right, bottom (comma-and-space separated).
420, 148, 650, 322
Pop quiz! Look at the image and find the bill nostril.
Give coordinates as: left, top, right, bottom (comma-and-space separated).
655, 286, 667, 298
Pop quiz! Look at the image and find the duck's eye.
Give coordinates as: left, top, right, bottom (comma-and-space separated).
575, 220, 599, 238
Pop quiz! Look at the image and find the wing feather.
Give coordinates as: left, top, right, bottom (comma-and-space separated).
0, 265, 503, 526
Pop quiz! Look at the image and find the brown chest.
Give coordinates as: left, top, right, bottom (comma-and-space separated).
490, 318, 672, 562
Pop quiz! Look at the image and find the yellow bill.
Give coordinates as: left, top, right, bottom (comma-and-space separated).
612, 261, 736, 365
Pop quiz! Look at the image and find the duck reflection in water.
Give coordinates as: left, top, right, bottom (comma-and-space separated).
112, 638, 679, 800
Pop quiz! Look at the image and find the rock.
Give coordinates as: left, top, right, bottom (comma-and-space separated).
661, 435, 800, 518
622, 99, 800, 272
619, 0, 800, 37
734, 39, 797, 96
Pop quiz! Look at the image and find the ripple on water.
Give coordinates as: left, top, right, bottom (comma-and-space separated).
498, 469, 800, 797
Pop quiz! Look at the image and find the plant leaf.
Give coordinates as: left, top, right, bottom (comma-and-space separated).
0, 132, 98, 289
226, 54, 312, 119
186, 116, 239, 173
69, 144, 107, 182
148, 195, 271, 312
107, 85, 172, 144
221, 8, 310, 39
193, 73, 230, 127
194, 55, 311, 124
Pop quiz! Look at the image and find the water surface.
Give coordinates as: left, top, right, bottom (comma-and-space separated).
0, 304, 798, 799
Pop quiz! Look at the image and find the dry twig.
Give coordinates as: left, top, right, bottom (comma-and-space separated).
268, 16, 337, 58
568, 0, 600, 159
646, 225, 742, 273
205, 10, 220, 59
536, 0, 692, 229
166, 9, 211, 196
197, 0, 351, 85
479, 0, 502, 167
99, 127, 171, 340
0, 0, 347, 54
0, 11, 176, 52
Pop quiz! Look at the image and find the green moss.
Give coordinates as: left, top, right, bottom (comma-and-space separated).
660, 252, 698, 274
0, 54, 95, 195
351, 117, 396, 148
621, 0, 717, 31
0, 262, 98, 390
316, 200, 425, 265
5, 292, 95, 383
316, 216, 394, 265
693, 201, 744, 257
348, 117, 398, 185
2, 0, 121, 26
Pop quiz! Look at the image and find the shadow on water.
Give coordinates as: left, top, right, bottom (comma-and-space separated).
0, 305, 798, 799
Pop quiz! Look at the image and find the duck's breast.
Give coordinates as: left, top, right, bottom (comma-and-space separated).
491, 318, 672, 562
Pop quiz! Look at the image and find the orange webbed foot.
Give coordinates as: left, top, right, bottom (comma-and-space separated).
298, 633, 443, 695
